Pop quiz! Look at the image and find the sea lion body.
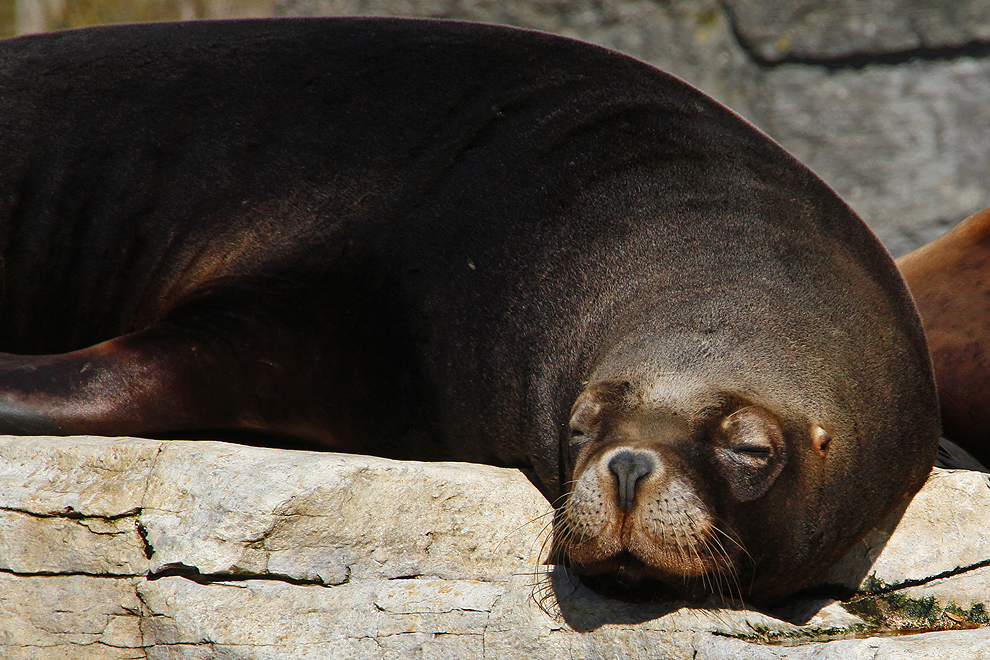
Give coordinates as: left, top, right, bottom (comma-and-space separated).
898, 207, 990, 467
0, 19, 939, 603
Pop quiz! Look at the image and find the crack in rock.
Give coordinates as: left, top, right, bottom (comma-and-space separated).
136, 522, 155, 560
0, 505, 141, 521
147, 562, 333, 587
0, 567, 143, 579
720, 0, 990, 69
830, 557, 990, 601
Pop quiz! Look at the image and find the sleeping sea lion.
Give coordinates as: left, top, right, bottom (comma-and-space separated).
0, 18, 939, 604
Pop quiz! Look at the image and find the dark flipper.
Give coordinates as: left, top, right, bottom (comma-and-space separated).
0, 319, 323, 442
936, 437, 990, 473
0, 326, 234, 436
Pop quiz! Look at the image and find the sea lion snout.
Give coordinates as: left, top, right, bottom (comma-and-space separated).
607, 449, 656, 511
559, 437, 724, 589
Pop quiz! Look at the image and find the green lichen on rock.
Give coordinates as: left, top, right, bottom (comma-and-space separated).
716, 622, 877, 645
842, 575, 989, 632
720, 575, 990, 646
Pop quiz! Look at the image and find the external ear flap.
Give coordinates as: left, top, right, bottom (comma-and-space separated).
811, 424, 832, 457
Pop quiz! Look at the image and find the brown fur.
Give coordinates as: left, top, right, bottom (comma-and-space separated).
898, 207, 990, 465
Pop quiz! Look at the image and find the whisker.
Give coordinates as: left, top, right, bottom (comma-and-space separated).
708, 523, 747, 606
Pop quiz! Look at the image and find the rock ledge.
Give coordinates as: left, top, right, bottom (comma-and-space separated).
1, 435, 988, 659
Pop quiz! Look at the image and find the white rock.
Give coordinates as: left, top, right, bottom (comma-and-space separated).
0, 573, 144, 659
1, 435, 988, 659
0, 435, 159, 517
900, 565, 990, 612
696, 626, 990, 659
139, 440, 550, 583
0, 508, 146, 575
821, 469, 990, 590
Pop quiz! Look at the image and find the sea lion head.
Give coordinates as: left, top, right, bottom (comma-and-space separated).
557, 380, 802, 602
553, 304, 939, 605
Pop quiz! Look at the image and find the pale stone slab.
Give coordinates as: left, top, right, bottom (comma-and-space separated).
373, 578, 504, 614
140, 440, 551, 583
1, 435, 989, 659
0, 435, 162, 517
0, 508, 147, 575
0, 573, 145, 659
138, 576, 502, 659
696, 626, 990, 659
901, 564, 990, 611
821, 469, 990, 590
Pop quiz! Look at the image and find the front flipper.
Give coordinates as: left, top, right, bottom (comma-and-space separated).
936, 436, 989, 473
0, 321, 315, 440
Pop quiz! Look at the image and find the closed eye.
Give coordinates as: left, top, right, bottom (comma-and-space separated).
731, 443, 772, 458
568, 430, 589, 465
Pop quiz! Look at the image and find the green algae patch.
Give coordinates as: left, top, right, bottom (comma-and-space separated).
714, 622, 878, 646
843, 585, 988, 633
718, 576, 990, 646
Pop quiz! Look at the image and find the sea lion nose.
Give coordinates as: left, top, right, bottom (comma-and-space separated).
608, 450, 655, 511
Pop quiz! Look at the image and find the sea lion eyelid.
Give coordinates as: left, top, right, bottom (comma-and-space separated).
730, 441, 773, 458
567, 435, 590, 466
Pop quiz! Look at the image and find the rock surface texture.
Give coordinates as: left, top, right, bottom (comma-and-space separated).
274, 0, 990, 257
1, 435, 989, 659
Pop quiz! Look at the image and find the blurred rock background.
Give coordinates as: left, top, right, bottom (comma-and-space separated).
4, 0, 989, 256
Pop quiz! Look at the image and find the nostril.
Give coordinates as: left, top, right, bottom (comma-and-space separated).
607, 450, 654, 511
